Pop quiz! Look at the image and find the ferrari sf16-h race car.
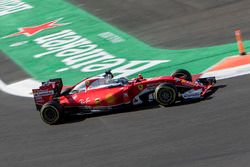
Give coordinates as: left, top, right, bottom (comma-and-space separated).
32, 69, 216, 125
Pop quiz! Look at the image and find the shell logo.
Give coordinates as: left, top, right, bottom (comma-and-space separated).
105, 93, 116, 104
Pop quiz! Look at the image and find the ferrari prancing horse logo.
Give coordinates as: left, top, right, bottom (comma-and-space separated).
138, 84, 144, 90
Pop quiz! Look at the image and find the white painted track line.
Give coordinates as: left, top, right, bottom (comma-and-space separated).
0, 78, 40, 97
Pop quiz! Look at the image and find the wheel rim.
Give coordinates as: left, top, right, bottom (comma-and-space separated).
158, 88, 174, 104
42, 107, 59, 123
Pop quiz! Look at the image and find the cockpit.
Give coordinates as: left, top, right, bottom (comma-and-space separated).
70, 77, 129, 94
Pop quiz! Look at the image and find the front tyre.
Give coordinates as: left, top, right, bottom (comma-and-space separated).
155, 84, 177, 106
40, 102, 62, 125
172, 69, 192, 82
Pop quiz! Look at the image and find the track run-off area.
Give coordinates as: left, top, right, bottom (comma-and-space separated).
1, 0, 250, 166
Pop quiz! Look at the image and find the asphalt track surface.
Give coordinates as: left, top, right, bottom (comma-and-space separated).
1, 0, 250, 167
74, 0, 250, 49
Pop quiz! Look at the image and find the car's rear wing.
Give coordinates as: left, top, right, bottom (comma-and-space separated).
32, 78, 63, 111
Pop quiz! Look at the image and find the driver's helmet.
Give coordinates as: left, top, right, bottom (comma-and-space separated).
104, 74, 113, 84
103, 70, 114, 84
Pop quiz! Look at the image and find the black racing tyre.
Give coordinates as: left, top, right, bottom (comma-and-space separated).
155, 84, 177, 106
172, 69, 192, 82
40, 102, 62, 125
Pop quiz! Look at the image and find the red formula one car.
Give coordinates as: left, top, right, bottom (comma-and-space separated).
32, 69, 216, 125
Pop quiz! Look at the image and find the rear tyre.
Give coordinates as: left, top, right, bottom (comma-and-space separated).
172, 69, 192, 82
40, 102, 62, 125
155, 84, 177, 106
